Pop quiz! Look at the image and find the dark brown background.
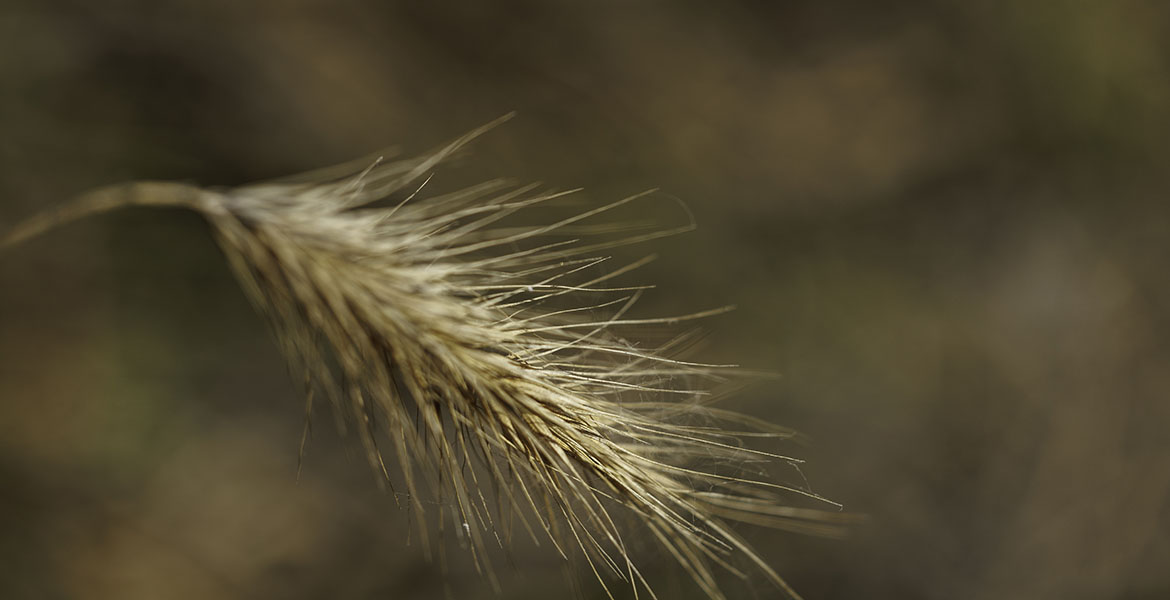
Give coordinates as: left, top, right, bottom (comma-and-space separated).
2, 1, 1169, 599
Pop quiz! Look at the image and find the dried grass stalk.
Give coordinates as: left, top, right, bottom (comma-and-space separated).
1, 118, 851, 599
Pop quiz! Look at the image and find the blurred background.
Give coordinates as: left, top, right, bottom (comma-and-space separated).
2, 1, 1169, 599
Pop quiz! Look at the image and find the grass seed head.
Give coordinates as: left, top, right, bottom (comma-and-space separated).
2, 118, 852, 599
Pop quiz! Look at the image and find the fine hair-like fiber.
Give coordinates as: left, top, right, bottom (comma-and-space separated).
1, 117, 850, 599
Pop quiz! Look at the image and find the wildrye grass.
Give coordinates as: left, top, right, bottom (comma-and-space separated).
1, 117, 850, 600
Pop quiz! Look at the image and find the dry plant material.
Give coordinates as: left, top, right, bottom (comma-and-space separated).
1, 118, 849, 599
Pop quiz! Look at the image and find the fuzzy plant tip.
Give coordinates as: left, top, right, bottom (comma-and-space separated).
2, 118, 854, 600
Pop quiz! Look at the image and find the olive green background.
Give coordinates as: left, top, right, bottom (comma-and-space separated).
2, 1, 1169, 599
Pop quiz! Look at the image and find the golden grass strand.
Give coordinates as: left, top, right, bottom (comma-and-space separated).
0, 124, 855, 600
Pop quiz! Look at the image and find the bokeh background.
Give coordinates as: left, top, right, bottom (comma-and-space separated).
2, 1, 1169, 599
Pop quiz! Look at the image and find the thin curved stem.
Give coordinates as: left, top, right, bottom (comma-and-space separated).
1, 181, 208, 251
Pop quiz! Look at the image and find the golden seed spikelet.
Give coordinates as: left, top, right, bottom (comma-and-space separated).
2, 117, 850, 600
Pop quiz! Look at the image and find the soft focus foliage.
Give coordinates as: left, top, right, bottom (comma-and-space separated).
2, 1, 1169, 599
